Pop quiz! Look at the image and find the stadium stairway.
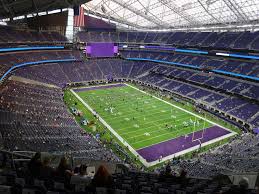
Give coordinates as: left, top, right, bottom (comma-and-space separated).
248, 112, 259, 123
226, 103, 249, 114
9, 76, 59, 89
135, 71, 151, 79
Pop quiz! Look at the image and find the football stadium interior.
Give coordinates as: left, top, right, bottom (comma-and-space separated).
0, 0, 259, 193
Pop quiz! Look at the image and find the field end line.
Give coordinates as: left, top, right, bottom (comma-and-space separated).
125, 83, 236, 135
147, 132, 235, 166
70, 89, 151, 167
135, 125, 220, 150
133, 125, 214, 147
73, 83, 126, 90
70, 84, 236, 167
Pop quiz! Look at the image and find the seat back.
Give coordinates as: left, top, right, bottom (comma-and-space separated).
34, 179, 45, 188
75, 184, 86, 192
115, 189, 127, 194
54, 182, 65, 190
0, 185, 12, 194
15, 177, 25, 187
22, 188, 36, 194
176, 190, 186, 194
46, 192, 60, 194
96, 187, 107, 194
0, 175, 7, 184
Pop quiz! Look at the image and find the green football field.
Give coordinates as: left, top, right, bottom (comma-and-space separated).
73, 84, 213, 150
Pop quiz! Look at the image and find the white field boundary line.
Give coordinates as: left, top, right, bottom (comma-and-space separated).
71, 83, 237, 167
124, 83, 237, 165
70, 89, 150, 167
147, 132, 235, 166
125, 83, 237, 134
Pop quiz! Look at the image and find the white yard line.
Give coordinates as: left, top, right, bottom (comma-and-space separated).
135, 126, 213, 150
119, 114, 194, 136
117, 116, 176, 131
131, 125, 213, 146
126, 117, 211, 142
103, 107, 189, 121
125, 83, 236, 134
71, 84, 237, 167
131, 129, 182, 144
102, 105, 171, 119
121, 124, 165, 136
126, 125, 168, 139
70, 89, 150, 167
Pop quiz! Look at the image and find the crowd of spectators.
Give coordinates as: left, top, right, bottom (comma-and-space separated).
12, 56, 258, 128
0, 80, 120, 163
159, 133, 259, 179
23, 152, 115, 193
2, 64, 258, 178
0, 151, 256, 194
0, 50, 80, 79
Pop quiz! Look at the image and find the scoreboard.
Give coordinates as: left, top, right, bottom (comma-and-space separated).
85, 43, 118, 58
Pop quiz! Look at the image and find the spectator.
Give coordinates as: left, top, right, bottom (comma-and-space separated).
159, 163, 173, 178
179, 168, 187, 178
73, 165, 80, 174
239, 177, 249, 191
39, 157, 54, 179
70, 164, 91, 184
28, 152, 42, 177
223, 177, 250, 194
56, 156, 73, 178
78, 164, 88, 177
92, 165, 113, 188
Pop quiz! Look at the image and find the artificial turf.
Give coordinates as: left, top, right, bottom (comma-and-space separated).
74, 84, 213, 150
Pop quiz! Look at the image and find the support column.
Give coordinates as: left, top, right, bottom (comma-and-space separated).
65, 8, 74, 42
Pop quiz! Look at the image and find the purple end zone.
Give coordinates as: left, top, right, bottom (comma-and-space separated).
74, 83, 126, 92
137, 126, 232, 162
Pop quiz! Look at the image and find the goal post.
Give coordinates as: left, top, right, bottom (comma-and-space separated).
191, 115, 206, 143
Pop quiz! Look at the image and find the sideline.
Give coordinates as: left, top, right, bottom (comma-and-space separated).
71, 83, 236, 167
70, 89, 150, 167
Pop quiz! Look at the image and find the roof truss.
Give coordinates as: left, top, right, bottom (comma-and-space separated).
84, 0, 259, 30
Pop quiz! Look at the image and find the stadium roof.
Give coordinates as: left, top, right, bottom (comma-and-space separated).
84, 0, 259, 30
0, 0, 91, 19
